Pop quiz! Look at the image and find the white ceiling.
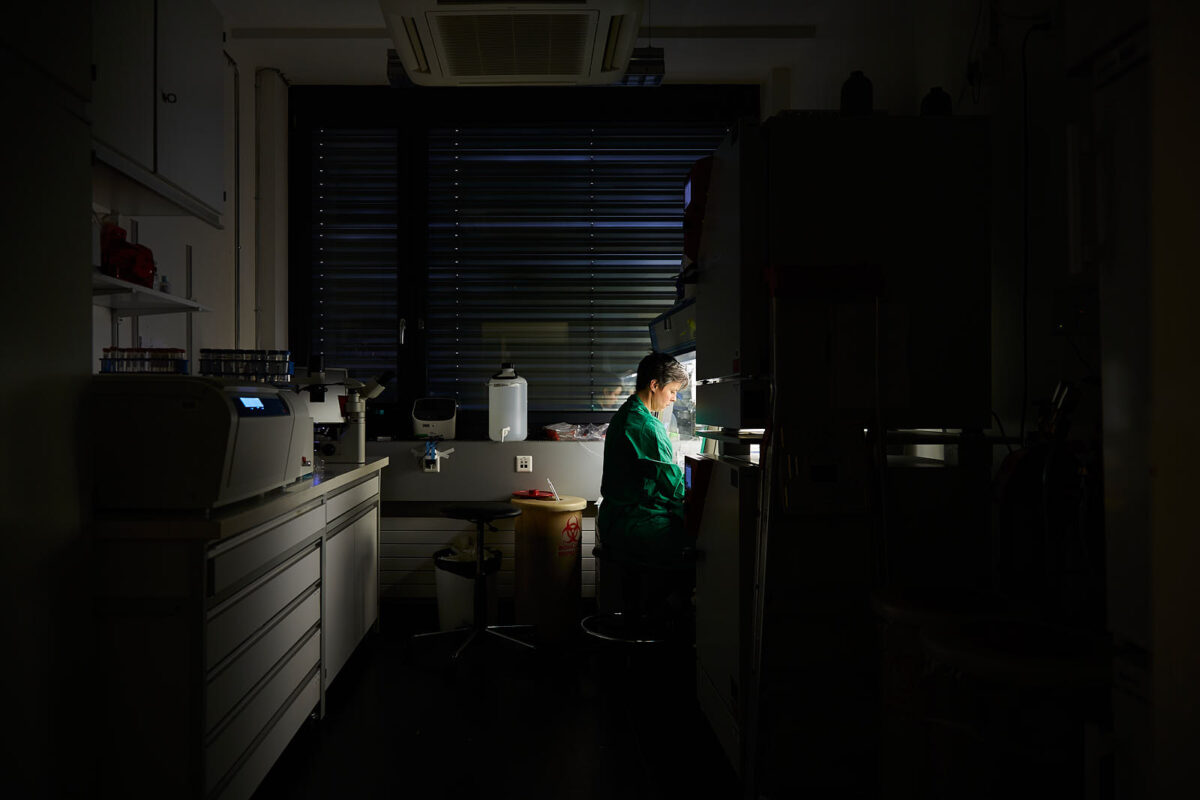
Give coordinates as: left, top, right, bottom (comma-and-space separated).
215, 1, 904, 87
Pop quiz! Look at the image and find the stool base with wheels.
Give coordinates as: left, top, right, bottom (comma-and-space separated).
581, 544, 695, 646
411, 502, 535, 661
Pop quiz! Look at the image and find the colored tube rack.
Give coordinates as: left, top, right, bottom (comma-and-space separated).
198, 349, 295, 383
100, 347, 189, 374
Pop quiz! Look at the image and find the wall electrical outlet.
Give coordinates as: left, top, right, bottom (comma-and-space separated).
515, 455, 533, 473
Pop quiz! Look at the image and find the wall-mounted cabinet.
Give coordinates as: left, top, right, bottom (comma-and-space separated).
91, 0, 224, 225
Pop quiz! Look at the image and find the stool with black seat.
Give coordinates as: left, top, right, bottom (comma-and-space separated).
581, 543, 697, 645
411, 502, 536, 661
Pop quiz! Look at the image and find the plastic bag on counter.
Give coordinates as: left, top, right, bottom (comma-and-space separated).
544, 422, 608, 441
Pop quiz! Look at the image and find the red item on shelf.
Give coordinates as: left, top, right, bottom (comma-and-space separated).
511, 490, 556, 500
100, 222, 157, 288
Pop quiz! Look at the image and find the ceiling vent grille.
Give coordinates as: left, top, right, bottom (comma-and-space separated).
435, 14, 590, 77
380, 0, 644, 86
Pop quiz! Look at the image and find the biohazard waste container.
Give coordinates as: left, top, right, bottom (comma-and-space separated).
511, 493, 587, 642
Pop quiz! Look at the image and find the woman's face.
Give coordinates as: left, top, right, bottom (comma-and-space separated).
648, 380, 684, 413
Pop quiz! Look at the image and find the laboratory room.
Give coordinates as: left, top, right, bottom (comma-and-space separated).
5, 0, 1199, 797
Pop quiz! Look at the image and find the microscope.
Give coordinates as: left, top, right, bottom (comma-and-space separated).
298, 356, 394, 464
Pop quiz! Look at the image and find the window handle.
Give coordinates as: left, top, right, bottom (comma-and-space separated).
399, 318, 406, 345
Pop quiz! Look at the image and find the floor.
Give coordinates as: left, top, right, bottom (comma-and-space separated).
253, 599, 742, 799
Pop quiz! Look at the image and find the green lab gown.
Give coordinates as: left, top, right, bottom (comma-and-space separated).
597, 394, 689, 568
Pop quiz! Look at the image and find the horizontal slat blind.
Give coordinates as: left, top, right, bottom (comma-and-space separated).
309, 129, 400, 379
426, 125, 726, 411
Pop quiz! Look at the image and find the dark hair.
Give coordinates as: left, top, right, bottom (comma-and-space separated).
635, 352, 689, 392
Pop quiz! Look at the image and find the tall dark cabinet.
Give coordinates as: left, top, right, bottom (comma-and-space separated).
693, 113, 991, 795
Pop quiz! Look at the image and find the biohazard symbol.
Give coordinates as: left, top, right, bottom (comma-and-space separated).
558, 515, 581, 556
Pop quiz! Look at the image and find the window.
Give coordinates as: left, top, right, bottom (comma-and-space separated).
425, 125, 726, 412
308, 129, 400, 382
290, 86, 758, 431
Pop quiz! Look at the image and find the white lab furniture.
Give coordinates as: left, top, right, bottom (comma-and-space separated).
93, 458, 387, 799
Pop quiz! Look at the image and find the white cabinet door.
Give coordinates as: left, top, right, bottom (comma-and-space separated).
324, 523, 356, 687
156, 0, 224, 210
91, 0, 155, 169
356, 507, 380, 633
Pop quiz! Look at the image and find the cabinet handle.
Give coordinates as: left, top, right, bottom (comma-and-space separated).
161, 91, 178, 103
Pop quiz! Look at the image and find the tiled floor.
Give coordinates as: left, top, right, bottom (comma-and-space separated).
253, 600, 741, 799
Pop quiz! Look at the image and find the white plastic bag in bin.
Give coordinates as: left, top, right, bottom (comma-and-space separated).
432, 546, 501, 631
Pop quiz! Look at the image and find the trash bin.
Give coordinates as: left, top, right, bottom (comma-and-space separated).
433, 547, 501, 631
511, 494, 587, 642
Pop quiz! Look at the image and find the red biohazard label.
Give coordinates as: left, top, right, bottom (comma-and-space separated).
558, 515, 581, 556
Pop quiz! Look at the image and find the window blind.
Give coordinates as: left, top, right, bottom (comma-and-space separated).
309, 129, 400, 381
426, 124, 726, 412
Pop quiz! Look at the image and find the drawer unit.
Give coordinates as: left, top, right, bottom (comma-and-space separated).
206, 587, 321, 731
205, 630, 321, 794
207, 546, 320, 670
209, 503, 324, 596
92, 458, 387, 800
325, 475, 380, 523
219, 672, 321, 800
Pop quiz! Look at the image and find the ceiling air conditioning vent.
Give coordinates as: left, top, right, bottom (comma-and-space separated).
380, 0, 644, 86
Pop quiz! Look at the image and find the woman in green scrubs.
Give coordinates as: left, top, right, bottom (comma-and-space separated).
597, 352, 691, 568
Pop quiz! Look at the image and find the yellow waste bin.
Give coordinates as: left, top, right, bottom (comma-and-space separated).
510, 494, 587, 642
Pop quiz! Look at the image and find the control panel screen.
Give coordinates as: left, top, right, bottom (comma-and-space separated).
231, 393, 289, 417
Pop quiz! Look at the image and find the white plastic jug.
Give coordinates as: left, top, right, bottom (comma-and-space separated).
488, 363, 527, 442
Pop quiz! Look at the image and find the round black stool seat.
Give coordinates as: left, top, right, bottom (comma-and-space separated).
440, 502, 521, 524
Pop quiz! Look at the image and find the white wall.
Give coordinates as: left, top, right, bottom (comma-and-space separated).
253, 67, 290, 349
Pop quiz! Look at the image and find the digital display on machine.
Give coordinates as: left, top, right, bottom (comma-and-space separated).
231, 393, 289, 417
685, 463, 693, 491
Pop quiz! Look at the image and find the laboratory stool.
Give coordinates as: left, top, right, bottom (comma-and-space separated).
581, 544, 695, 646
410, 502, 536, 661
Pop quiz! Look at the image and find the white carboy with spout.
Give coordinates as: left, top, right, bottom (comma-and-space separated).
488, 363, 527, 442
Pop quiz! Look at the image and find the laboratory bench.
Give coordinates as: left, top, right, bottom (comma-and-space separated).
91, 457, 387, 800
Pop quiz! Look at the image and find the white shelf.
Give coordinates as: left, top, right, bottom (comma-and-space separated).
93, 144, 223, 228
92, 270, 209, 316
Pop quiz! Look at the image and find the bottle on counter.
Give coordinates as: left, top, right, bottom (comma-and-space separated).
488, 363, 528, 442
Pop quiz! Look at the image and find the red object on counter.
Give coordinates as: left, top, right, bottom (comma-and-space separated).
511, 490, 556, 500
100, 222, 157, 288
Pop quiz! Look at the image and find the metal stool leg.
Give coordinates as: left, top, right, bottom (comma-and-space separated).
454, 519, 536, 658
409, 509, 537, 662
